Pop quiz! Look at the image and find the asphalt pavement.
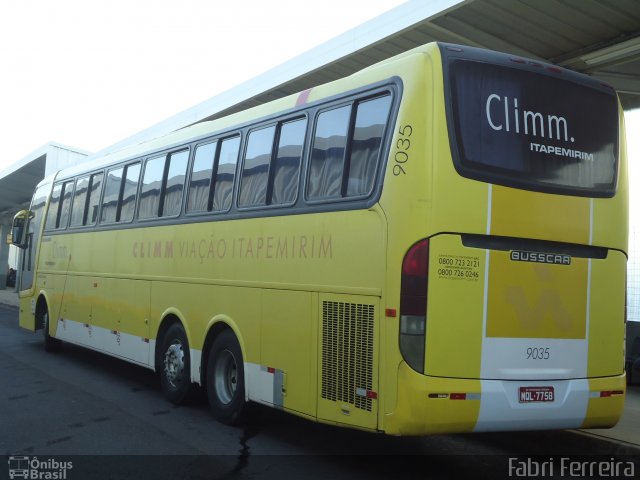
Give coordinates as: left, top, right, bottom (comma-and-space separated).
0, 288, 17, 308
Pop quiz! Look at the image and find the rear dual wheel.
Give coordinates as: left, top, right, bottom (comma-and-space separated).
158, 323, 247, 423
206, 330, 246, 425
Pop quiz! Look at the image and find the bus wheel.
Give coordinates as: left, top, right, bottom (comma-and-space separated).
42, 309, 62, 353
159, 323, 195, 404
206, 330, 246, 425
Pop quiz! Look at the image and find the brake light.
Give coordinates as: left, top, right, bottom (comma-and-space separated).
401, 239, 428, 315
599, 390, 624, 398
400, 239, 429, 373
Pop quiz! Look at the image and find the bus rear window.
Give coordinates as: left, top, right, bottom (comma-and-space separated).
445, 58, 619, 197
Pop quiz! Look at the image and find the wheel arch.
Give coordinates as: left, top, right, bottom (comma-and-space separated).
200, 315, 247, 388
34, 292, 51, 331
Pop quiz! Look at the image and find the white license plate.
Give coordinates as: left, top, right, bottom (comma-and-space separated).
519, 386, 554, 403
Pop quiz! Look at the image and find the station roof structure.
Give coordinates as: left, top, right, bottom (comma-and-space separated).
212, 0, 640, 112
2, 0, 639, 214
0, 143, 89, 215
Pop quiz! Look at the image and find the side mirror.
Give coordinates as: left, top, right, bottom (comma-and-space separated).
10, 210, 33, 249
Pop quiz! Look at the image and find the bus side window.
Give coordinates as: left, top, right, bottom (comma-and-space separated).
70, 175, 90, 227
271, 118, 306, 205
239, 126, 276, 208
188, 141, 217, 213
212, 136, 240, 212
57, 180, 75, 229
139, 156, 166, 219
119, 162, 141, 222
347, 95, 392, 197
307, 105, 351, 201
101, 167, 124, 224
44, 184, 63, 230
87, 172, 104, 225
162, 150, 189, 217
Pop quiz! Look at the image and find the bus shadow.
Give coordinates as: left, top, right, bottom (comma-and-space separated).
26, 339, 162, 394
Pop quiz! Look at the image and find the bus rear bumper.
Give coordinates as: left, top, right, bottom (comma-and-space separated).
384, 362, 625, 435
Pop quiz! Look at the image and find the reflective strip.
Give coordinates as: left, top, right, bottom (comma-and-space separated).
55, 317, 151, 367
247, 363, 284, 408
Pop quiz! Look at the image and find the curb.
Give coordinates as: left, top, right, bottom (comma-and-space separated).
573, 430, 640, 456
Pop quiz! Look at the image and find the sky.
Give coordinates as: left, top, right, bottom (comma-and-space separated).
0, 0, 407, 166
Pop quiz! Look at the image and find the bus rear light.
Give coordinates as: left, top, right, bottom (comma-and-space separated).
428, 393, 449, 399
400, 315, 425, 335
428, 393, 480, 400
599, 390, 624, 398
402, 239, 429, 276
356, 388, 378, 399
400, 239, 429, 373
400, 239, 428, 315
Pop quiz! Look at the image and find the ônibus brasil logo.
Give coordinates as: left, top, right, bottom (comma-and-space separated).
8, 456, 73, 480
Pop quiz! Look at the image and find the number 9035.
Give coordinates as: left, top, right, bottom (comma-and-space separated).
526, 347, 550, 360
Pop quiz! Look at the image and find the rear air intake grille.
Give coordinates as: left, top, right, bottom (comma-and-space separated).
321, 301, 374, 411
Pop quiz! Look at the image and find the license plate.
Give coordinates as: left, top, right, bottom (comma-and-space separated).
519, 386, 554, 403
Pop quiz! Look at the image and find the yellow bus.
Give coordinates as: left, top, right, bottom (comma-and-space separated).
10, 42, 627, 435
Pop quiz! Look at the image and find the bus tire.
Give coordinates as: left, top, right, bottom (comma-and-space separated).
206, 330, 246, 425
42, 309, 62, 353
159, 323, 195, 404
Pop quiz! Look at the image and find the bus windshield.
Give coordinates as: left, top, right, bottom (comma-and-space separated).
445, 54, 619, 197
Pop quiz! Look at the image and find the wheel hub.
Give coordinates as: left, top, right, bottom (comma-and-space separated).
164, 343, 184, 387
214, 349, 237, 405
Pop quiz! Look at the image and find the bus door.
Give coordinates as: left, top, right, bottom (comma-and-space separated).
16, 184, 51, 331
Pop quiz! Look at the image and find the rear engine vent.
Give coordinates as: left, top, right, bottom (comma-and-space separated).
321, 301, 374, 411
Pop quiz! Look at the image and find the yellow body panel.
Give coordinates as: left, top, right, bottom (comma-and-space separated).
261, 289, 317, 415
388, 362, 481, 435
581, 376, 626, 429
425, 235, 484, 378
487, 253, 588, 340
587, 251, 626, 377
34, 206, 386, 424
491, 186, 590, 244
